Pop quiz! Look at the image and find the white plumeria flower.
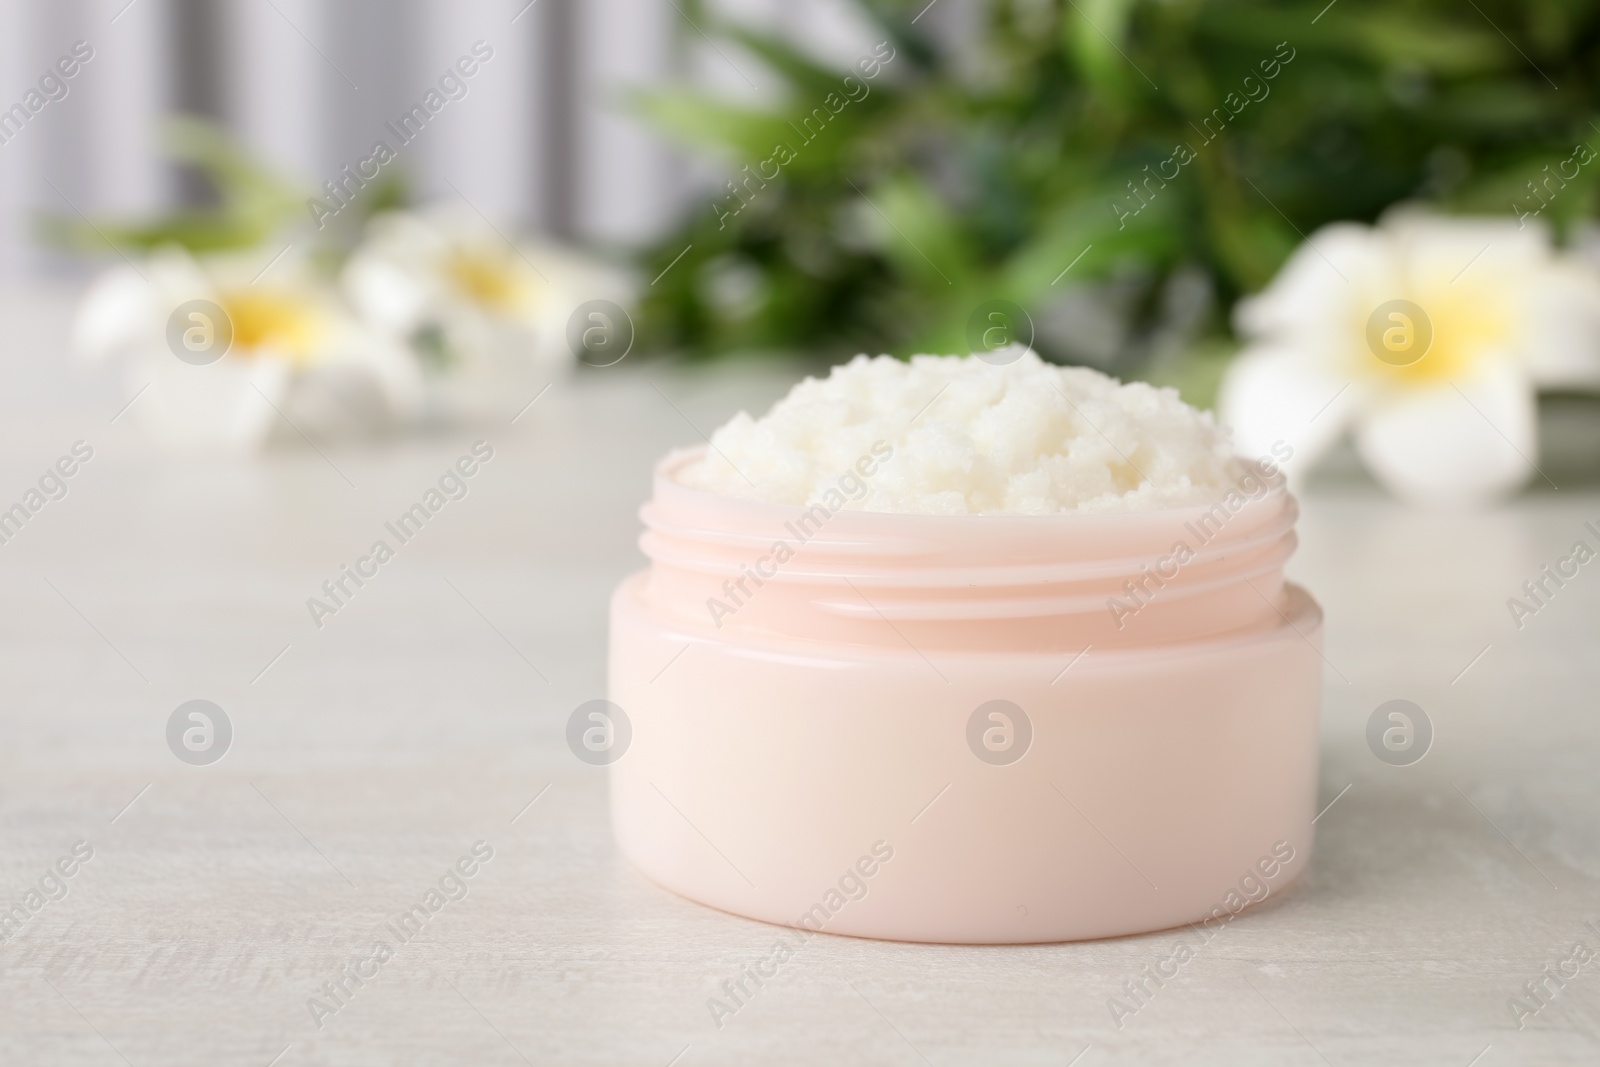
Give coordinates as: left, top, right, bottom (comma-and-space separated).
343, 205, 632, 420
73, 247, 421, 450
1218, 211, 1600, 506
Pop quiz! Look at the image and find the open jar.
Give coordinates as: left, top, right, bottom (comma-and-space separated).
608, 446, 1322, 944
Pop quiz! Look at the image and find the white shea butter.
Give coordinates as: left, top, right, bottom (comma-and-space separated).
677, 346, 1251, 515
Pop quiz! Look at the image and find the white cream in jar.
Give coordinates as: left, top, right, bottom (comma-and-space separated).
679, 345, 1253, 514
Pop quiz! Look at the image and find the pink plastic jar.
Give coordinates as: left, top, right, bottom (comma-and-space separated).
608, 447, 1322, 944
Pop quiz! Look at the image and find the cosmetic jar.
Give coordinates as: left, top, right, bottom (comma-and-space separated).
608, 447, 1322, 944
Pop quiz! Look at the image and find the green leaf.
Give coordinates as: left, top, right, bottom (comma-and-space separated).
855, 174, 968, 291
633, 90, 793, 162
40, 116, 302, 256
721, 26, 859, 99
1066, 0, 1140, 102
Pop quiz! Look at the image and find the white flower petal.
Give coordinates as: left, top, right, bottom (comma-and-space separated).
1381, 208, 1552, 262
1355, 355, 1538, 507
344, 254, 434, 335
134, 354, 288, 452
1233, 223, 1389, 352
72, 267, 158, 361
1216, 346, 1357, 480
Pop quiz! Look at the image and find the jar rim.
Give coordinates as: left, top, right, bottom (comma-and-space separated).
639, 448, 1302, 649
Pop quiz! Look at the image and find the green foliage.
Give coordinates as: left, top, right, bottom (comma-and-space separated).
42, 117, 303, 254
634, 0, 1600, 388
41, 115, 407, 264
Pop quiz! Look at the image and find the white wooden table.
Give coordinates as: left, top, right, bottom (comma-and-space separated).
2, 285, 1597, 1066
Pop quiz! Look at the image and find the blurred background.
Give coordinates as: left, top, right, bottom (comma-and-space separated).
3, 0, 1600, 500
0, 0, 679, 259
0, 0, 875, 262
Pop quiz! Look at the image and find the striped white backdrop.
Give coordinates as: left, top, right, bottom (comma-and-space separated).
0, 0, 884, 277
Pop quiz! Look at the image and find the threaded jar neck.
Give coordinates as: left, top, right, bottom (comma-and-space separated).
638, 448, 1300, 652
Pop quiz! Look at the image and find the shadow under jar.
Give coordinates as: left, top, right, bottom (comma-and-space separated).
608, 447, 1323, 944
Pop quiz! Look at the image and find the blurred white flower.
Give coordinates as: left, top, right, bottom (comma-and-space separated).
74, 247, 420, 450
1218, 211, 1600, 506
342, 204, 631, 419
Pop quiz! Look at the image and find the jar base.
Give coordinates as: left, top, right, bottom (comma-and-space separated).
609, 574, 1323, 944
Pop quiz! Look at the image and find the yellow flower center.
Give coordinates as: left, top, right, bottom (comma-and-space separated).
219, 288, 326, 362
1356, 281, 1518, 386
1411, 290, 1513, 382
445, 248, 525, 312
